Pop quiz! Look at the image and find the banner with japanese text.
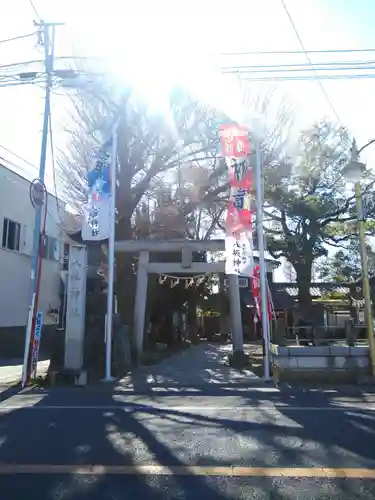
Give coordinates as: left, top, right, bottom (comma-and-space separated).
30, 311, 43, 378
251, 265, 272, 320
225, 232, 253, 275
219, 124, 254, 275
81, 138, 113, 242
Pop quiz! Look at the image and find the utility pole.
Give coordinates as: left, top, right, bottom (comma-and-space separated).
343, 139, 375, 377
254, 138, 271, 380
22, 21, 64, 387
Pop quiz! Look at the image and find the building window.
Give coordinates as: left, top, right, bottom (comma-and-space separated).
40, 233, 49, 259
40, 234, 60, 261
49, 236, 60, 261
2, 218, 20, 251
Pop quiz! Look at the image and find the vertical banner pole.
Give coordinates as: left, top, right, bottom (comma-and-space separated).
254, 138, 271, 379
103, 123, 118, 382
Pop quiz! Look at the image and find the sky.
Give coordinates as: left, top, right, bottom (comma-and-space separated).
1, 0, 375, 280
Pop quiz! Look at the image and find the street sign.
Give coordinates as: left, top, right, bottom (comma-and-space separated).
30, 179, 46, 208
31, 312, 43, 378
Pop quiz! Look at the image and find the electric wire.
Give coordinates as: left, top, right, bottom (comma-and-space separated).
219, 48, 375, 56
48, 100, 71, 233
3, 56, 375, 83
0, 55, 101, 71
0, 80, 44, 88
0, 158, 64, 230
0, 155, 33, 177
280, 0, 342, 124
0, 59, 45, 70
241, 73, 375, 82
0, 152, 55, 203
221, 60, 375, 71
223, 65, 375, 74
0, 144, 39, 172
0, 32, 36, 45
0, 171, 62, 234
29, 0, 42, 21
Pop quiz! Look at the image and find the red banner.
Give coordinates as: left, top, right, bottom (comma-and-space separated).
226, 188, 252, 234
220, 124, 253, 234
220, 123, 254, 275
220, 124, 252, 190
219, 124, 251, 158
251, 265, 272, 320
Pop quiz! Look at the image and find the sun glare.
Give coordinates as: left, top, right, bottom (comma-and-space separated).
60, 2, 249, 125
83, 17, 244, 120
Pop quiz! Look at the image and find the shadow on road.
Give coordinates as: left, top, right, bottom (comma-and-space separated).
0, 384, 375, 498
0, 388, 233, 500
0, 342, 375, 498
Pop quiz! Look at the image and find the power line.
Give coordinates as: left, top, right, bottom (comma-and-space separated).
0, 73, 43, 81
0, 55, 95, 73
0, 80, 44, 88
241, 73, 375, 82
0, 78, 45, 88
0, 144, 38, 171
0, 59, 44, 70
29, 0, 42, 21
0, 163, 62, 229
0, 32, 36, 45
280, 0, 342, 124
48, 104, 62, 214
223, 65, 375, 75
0, 155, 32, 175
48, 98, 71, 232
221, 60, 375, 71
219, 47, 375, 56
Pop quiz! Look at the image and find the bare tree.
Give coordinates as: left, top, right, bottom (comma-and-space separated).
58, 72, 228, 324
58, 64, 292, 326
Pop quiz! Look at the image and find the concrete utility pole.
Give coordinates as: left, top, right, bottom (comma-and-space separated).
254, 137, 271, 379
343, 139, 375, 377
22, 21, 64, 386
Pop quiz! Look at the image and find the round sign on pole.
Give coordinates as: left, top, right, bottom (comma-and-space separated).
30, 179, 46, 208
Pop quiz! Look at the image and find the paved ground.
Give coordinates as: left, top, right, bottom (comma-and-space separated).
1, 344, 375, 499
119, 343, 260, 389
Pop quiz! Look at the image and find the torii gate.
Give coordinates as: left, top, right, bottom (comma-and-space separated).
114, 238, 278, 358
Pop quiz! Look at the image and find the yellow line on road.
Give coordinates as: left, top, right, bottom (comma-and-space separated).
0, 465, 374, 478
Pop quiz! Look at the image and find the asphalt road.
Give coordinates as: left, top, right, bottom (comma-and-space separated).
1, 384, 375, 499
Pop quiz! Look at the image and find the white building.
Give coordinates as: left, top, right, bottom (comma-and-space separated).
0, 164, 67, 331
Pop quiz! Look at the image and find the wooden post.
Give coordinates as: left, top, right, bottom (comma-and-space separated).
133, 250, 149, 362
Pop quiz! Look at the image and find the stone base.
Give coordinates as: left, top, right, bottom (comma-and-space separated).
273, 368, 368, 384
228, 350, 250, 370
271, 345, 371, 385
48, 369, 87, 387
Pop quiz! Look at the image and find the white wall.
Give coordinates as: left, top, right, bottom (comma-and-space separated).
0, 166, 64, 327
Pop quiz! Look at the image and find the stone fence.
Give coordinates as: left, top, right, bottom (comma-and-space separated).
270, 344, 370, 383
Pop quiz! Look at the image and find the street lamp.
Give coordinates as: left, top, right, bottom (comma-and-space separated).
343, 139, 375, 376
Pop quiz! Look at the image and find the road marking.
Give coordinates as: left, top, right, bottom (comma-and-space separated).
0, 404, 374, 411
0, 464, 374, 477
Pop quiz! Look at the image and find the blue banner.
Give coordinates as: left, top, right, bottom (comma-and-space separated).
82, 139, 113, 241
31, 311, 43, 378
